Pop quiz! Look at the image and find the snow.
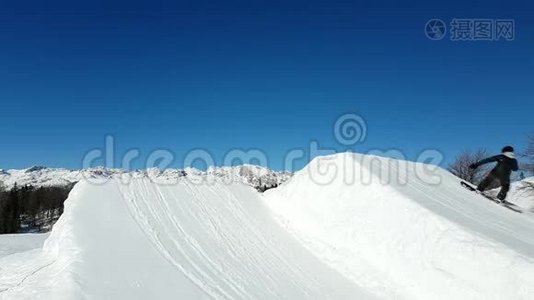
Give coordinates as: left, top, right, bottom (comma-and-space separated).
0, 165, 291, 191
0, 177, 372, 299
0, 234, 48, 258
505, 178, 534, 211
1, 152, 534, 299
264, 153, 534, 299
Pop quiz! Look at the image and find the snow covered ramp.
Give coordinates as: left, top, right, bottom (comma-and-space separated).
1, 178, 373, 299
264, 153, 534, 299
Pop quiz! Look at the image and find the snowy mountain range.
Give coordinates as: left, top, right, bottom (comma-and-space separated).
0, 165, 292, 191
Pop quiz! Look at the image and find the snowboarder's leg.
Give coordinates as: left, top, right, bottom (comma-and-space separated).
477, 173, 496, 192
496, 178, 510, 201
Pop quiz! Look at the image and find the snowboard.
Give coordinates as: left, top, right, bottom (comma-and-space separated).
460, 181, 522, 213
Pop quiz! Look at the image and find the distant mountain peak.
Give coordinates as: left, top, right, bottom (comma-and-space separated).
0, 165, 292, 191
25, 166, 48, 173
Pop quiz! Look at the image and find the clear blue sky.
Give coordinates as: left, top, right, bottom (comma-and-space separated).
0, 0, 533, 170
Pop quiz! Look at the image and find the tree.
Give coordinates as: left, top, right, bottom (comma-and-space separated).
0, 190, 7, 233
0, 184, 21, 233
524, 133, 534, 173
0, 183, 75, 233
518, 133, 534, 195
448, 149, 491, 184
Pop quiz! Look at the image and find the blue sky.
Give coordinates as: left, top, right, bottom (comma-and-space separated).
0, 0, 533, 170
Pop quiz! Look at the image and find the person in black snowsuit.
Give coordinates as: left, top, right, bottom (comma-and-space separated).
469, 146, 519, 201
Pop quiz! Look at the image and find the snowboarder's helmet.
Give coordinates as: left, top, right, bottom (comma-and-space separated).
502, 146, 514, 153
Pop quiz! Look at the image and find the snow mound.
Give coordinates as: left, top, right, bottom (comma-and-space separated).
264, 153, 534, 300
506, 177, 534, 211
0, 178, 372, 299
2, 153, 534, 299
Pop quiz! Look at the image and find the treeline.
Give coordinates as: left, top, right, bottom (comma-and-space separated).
0, 183, 75, 234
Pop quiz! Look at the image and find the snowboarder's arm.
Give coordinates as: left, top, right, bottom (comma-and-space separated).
512, 159, 519, 171
472, 155, 501, 168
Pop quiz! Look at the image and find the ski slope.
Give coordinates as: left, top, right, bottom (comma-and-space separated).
1, 152, 534, 299
0, 177, 373, 299
264, 153, 534, 299
506, 178, 534, 211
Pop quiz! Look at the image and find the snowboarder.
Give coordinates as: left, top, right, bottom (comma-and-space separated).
469, 146, 519, 201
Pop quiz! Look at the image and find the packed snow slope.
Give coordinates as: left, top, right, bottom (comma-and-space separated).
0, 177, 373, 299
506, 177, 534, 210
264, 153, 534, 299
0, 233, 48, 257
